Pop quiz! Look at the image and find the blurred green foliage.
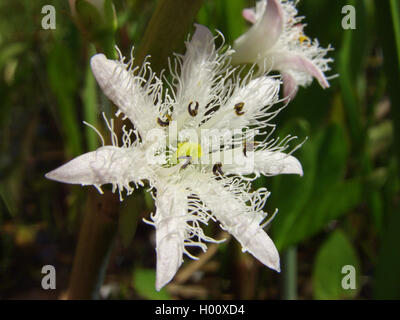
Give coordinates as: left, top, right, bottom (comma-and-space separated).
133, 268, 171, 300
313, 229, 360, 299
0, 0, 399, 300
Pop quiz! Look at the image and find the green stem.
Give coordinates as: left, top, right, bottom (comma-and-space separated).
83, 45, 100, 151
67, 190, 119, 299
136, 0, 205, 73
390, 0, 400, 67
373, 0, 400, 299
282, 246, 297, 300
375, 0, 400, 169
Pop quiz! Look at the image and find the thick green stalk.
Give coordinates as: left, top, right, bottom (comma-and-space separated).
390, 0, 400, 68
83, 46, 100, 151
136, 0, 205, 73
282, 246, 297, 300
373, 0, 400, 299
375, 1, 400, 165
67, 190, 119, 299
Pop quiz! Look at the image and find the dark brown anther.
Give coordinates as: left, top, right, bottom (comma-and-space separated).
157, 114, 172, 127
188, 101, 199, 117
213, 162, 224, 176
243, 140, 259, 157
234, 102, 245, 116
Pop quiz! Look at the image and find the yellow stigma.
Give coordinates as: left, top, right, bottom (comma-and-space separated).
176, 141, 202, 161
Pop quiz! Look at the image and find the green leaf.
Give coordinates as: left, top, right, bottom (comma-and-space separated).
0, 42, 26, 71
375, 209, 400, 299
133, 268, 171, 300
221, 0, 246, 42
47, 44, 78, 96
197, 0, 246, 44
312, 123, 348, 195
373, 4, 400, 298
374, 161, 400, 299
294, 178, 362, 245
271, 120, 317, 249
375, 0, 400, 164
47, 43, 83, 156
273, 124, 359, 250
75, 0, 117, 58
390, 0, 400, 68
313, 230, 360, 299
338, 0, 370, 148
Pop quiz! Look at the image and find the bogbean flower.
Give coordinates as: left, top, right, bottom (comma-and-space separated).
232, 0, 333, 99
45, 24, 303, 291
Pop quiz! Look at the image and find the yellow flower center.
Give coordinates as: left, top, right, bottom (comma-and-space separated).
176, 141, 202, 162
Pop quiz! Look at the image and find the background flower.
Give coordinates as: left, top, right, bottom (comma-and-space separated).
232, 0, 333, 100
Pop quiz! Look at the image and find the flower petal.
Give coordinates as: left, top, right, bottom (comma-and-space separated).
242, 8, 257, 24
236, 219, 280, 272
204, 149, 303, 177
256, 150, 303, 176
155, 233, 183, 291
45, 146, 147, 186
200, 76, 280, 131
153, 184, 187, 291
257, 0, 284, 46
175, 24, 215, 103
233, 0, 284, 64
236, 150, 303, 176
193, 178, 280, 272
188, 23, 215, 59
173, 24, 219, 124
274, 53, 330, 89
90, 54, 158, 135
282, 71, 299, 100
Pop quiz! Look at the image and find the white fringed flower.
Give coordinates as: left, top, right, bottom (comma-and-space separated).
232, 0, 333, 99
45, 24, 303, 291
